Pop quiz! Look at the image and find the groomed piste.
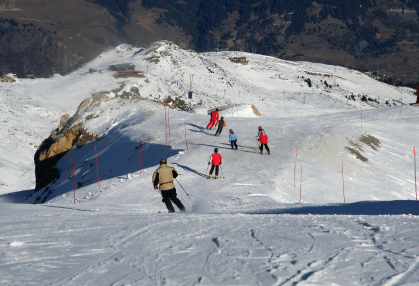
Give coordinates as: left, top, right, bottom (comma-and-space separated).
1, 41, 419, 285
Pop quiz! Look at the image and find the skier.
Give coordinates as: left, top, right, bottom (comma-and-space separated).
255, 126, 263, 149
208, 148, 222, 178
259, 129, 270, 154
206, 108, 219, 130
215, 116, 226, 136
229, 129, 238, 149
152, 159, 186, 213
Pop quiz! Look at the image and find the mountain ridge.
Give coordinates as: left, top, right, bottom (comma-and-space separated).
0, 0, 418, 83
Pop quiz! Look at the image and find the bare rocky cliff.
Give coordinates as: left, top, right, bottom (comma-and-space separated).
34, 94, 103, 192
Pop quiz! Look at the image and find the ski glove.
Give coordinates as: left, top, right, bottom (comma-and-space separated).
154, 186, 158, 189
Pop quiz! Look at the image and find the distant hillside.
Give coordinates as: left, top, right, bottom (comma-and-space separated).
0, 0, 418, 83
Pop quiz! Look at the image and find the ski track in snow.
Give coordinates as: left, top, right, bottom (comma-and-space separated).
1, 42, 419, 285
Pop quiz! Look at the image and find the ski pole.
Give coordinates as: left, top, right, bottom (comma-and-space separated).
175, 178, 189, 196
154, 187, 161, 195
206, 163, 210, 175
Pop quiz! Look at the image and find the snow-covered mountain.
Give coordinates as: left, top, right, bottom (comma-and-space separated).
1, 41, 419, 285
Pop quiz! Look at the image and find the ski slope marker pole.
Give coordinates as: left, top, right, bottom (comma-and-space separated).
184, 123, 188, 150
175, 178, 189, 196
415, 147, 417, 200
342, 162, 345, 203
139, 138, 142, 176
294, 148, 298, 187
164, 101, 167, 129
165, 130, 167, 160
73, 160, 76, 204
94, 146, 100, 190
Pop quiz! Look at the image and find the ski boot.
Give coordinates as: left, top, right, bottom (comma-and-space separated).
209, 174, 212, 179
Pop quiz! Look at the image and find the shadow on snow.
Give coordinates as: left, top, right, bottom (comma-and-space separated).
174, 163, 208, 178
247, 200, 419, 216
23, 138, 183, 204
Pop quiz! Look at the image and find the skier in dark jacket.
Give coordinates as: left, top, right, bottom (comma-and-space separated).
152, 159, 185, 213
229, 129, 238, 149
208, 148, 222, 178
215, 117, 226, 136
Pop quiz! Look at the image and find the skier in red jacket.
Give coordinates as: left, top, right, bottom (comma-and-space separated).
206, 109, 219, 130
259, 130, 270, 154
208, 148, 222, 178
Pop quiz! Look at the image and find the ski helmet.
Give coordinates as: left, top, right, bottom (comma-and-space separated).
214, 148, 218, 152
229, 129, 233, 132
258, 126, 262, 130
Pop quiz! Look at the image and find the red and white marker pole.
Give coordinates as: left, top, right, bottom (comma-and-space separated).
165, 130, 167, 160
94, 146, 100, 190
163, 101, 167, 129
168, 103, 170, 138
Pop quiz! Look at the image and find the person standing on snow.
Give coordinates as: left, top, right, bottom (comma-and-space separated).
215, 116, 226, 136
258, 130, 270, 154
229, 129, 238, 149
152, 159, 186, 213
255, 126, 263, 148
206, 108, 219, 130
208, 148, 222, 178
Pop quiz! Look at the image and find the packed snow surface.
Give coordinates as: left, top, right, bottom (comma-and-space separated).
1, 41, 419, 285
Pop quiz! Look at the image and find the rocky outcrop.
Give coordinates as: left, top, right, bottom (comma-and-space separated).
34, 101, 101, 192
0, 74, 16, 83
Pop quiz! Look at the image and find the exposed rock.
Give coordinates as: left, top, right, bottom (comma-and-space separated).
252, 105, 261, 116
0, 74, 16, 83
34, 106, 101, 192
58, 114, 70, 132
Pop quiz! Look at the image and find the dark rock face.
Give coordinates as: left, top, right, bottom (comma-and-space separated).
34, 123, 83, 192
0, 23, 85, 78
33, 93, 106, 192
34, 122, 101, 192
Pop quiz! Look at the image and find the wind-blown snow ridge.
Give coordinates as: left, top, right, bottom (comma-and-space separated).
1, 41, 419, 285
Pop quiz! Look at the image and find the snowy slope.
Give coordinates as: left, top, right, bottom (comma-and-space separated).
1, 41, 419, 285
